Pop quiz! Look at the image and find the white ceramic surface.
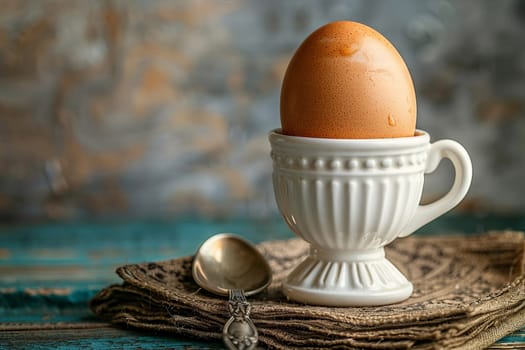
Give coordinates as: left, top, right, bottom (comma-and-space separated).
269, 129, 472, 306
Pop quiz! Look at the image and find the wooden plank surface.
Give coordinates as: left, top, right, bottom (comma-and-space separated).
1, 215, 524, 349
1, 326, 222, 349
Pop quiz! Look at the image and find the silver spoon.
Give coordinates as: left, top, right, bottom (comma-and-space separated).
192, 233, 272, 350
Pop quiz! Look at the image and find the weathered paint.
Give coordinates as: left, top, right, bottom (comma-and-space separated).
1, 0, 525, 221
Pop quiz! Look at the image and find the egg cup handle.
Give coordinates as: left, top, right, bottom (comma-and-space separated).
399, 140, 472, 237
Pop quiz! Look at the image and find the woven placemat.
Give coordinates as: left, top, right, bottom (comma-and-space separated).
90, 231, 525, 349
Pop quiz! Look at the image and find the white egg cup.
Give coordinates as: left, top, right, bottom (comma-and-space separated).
269, 129, 472, 306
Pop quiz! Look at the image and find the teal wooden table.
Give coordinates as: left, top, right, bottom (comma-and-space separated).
1, 215, 524, 349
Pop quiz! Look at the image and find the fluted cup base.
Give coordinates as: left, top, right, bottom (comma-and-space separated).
283, 247, 413, 306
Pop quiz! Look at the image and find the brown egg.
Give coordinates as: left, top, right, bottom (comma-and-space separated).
280, 21, 417, 139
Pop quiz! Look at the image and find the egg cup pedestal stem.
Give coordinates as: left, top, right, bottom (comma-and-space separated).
283, 246, 413, 306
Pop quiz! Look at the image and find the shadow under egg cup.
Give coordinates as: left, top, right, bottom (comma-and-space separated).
269, 129, 472, 306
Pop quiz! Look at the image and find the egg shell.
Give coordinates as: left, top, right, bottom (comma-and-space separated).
280, 21, 417, 139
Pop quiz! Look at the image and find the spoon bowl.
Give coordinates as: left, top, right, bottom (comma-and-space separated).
192, 233, 272, 296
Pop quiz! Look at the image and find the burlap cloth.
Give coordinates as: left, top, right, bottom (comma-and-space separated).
90, 231, 525, 349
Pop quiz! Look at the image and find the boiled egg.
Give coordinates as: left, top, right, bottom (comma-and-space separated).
280, 21, 417, 139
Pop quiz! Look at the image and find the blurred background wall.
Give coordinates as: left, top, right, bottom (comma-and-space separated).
0, 0, 524, 221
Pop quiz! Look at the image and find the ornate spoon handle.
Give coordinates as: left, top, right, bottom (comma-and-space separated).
222, 289, 258, 350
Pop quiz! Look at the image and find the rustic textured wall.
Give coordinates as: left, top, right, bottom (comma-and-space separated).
1, 0, 524, 221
